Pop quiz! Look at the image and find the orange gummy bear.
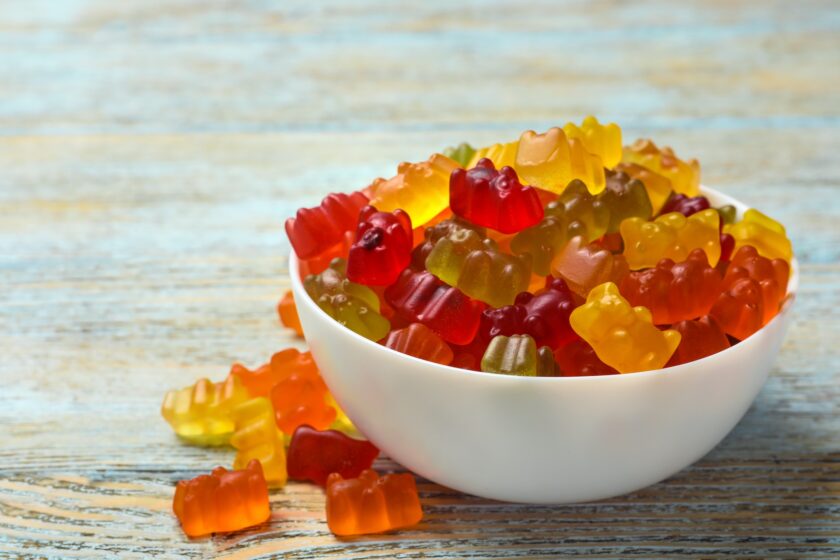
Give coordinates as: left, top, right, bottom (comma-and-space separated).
231, 349, 337, 433
172, 459, 270, 538
277, 290, 303, 337
326, 469, 423, 536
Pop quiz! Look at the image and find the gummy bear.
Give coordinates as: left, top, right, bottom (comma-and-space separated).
467, 140, 519, 169
724, 208, 793, 263
382, 323, 454, 365
659, 193, 711, 217
161, 374, 249, 446
619, 249, 722, 325
622, 139, 700, 197
554, 179, 610, 240
554, 339, 618, 377
477, 276, 578, 350
716, 205, 737, 226
550, 236, 629, 298
562, 116, 623, 168
231, 348, 318, 398
277, 290, 303, 337
286, 191, 369, 260
510, 179, 606, 276
326, 393, 359, 437
614, 162, 673, 214
424, 228, 532, 308
728, 245, 790, 324
385, 268, 487, 345
269, 355, 337, 433
449, 158, 544, 234
297, 230, 354, 277
510, 211, 585, 276
601, 169, 653, 233
346, 206, 413, 286
443, 142, 476, 167
411, 216, 486, 270
569, 282, 681, 373
326, 470, 423, 536
515, 127, 606, 194
368, 153, 460, 227
229, 398, 287, 487
666, 315, 731, 367
304, 258, 391, 341
480, 334, 555, 376
620, 209, 721, 270
287, 425, 379, 487
719, 232, 735, 263
709, 275, 764, 341
173, 459, 270, 538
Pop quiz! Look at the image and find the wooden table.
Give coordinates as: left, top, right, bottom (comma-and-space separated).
1, 1, 838, 557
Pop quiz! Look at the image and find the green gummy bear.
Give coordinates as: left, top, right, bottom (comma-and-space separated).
601, 169, 653, 233
443, 142, 477, 168
481, 335, 556, 376
425, 228, 531, 308
304, 258, 391, 341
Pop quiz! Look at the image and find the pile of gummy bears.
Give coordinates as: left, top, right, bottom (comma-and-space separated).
163, 117, 793, 538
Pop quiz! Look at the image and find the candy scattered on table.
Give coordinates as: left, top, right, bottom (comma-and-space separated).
162, 117, 794, 538
326, 470, 423, 536
287, 425, 380, 487
173, 460, 270, 537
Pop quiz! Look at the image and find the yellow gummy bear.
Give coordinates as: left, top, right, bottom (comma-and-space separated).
326, 393, 359, 437
161, 374, 249, 446
563, 116, 623, 169
368, 153, 460, 227
229, 397, 288, 487
622, 139, 700, 197
515, 128, 606, 195
569, 282, 681, 373
620, 209, 721, 270
466, 140, 519, 170
724, 208, 793, 263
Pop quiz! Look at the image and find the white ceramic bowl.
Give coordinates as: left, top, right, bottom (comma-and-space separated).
290, 186, 798, 504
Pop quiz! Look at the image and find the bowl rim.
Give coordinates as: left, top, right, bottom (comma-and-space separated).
289, 185, 799, 382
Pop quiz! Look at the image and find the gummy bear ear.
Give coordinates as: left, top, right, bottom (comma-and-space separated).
358, 205, 377, 222
392, 208, 413, 235
475, 157, 496, 170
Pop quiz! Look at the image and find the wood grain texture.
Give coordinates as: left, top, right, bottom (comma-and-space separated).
1, 1, 838, 558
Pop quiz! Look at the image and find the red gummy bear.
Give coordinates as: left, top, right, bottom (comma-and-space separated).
729, 245, 790, 324
286, 191, 369, 260
667, 315, 731, 367
384, 269, 487, 345
287, 425, 380, 487
554, 339, 618, 377
659, 193, 711, 217
619, 249, 723, 325
383, 323, 454, 365
347, 206, 413, 286
478, 277, 579, 350
719, 232, 735, 263
449, 158, 544, 234
710, 274, 764, 341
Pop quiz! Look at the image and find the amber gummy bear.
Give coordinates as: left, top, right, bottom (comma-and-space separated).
172, 460, 270, 538
326, 470, 423, 536
277, 290, 303, 337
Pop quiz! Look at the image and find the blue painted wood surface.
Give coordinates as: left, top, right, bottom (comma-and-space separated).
0, 1, 838, 557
